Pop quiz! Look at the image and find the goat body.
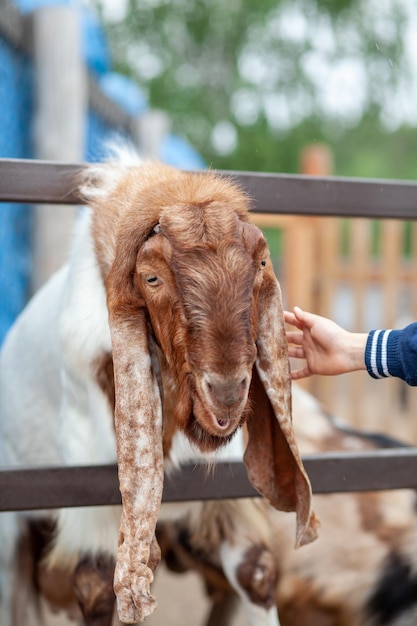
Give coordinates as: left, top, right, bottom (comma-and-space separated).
0, 157, 318, 625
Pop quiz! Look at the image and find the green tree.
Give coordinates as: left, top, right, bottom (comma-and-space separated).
99, 0, 415, 177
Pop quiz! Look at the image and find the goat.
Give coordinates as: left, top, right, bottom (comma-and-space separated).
0, 155, 318, 625
157, 383, 417, 626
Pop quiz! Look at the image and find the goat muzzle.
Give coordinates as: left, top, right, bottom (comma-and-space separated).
193, 371, 251, 437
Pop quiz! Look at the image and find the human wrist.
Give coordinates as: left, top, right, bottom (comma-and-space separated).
344, 332, 368, 372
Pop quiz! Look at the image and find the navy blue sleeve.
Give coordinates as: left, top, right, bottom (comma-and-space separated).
365, 322, 417, 386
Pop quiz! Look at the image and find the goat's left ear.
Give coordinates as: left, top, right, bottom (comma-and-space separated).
244, 266, 319, 548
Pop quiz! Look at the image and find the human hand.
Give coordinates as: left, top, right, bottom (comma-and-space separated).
284, 306, 367, 380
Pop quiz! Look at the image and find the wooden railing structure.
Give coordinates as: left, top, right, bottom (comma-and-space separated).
2, 157, 417, 512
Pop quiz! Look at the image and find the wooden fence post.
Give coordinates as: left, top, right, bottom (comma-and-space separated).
31, 5, 87, 292
284, 144, 334, 312
283, 144, 333, 393
299, 144, 335, 320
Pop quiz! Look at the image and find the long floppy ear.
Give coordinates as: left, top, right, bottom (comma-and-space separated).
106, 251, 164, 624
244, 265, 319, 548
80, 157, 166, 621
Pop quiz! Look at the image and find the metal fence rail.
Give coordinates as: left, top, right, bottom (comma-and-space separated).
1, 449, 417, 512
1, 158, 417, 219
1, 157, 417, 511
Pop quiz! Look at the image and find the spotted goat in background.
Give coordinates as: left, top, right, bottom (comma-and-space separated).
158, 384, 417, 626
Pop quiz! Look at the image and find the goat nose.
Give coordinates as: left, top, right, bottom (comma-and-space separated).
205, 374, 250, 409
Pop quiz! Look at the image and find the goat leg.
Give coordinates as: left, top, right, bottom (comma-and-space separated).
205, 593, 240, 626
73, 554, 116, 626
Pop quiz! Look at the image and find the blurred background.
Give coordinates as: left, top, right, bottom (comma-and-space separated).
1, 0, 417, 435
2, 4, 417, 624
98, 0, 417, 178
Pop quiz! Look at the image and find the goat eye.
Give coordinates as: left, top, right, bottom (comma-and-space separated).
145, 275, 161, 286
260, 260, 266, 268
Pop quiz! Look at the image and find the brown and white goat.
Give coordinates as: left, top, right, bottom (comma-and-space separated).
0, 155, 318, 625
157, 384, 417, 626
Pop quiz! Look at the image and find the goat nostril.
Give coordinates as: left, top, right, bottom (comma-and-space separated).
203, 373, 249, 410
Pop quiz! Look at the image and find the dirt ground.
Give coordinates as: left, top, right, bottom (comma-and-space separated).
144, 565, 246, 626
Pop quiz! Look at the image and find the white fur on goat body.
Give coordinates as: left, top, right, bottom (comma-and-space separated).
0, 209, 120, 564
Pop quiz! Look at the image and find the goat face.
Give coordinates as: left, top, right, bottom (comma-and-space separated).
134, 212, 266, 451
85, 160, 317, 530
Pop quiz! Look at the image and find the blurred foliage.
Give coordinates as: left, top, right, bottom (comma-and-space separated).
97, 0, 416, 179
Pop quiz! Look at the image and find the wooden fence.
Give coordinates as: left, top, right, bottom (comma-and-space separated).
1, 157, 417, 511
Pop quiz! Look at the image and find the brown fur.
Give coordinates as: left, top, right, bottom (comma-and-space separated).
236, 544, 277, 608
73, 555, 116, 626
93, 352, 115, 412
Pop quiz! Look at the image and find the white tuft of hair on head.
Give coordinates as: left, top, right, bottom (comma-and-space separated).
79, 138, 143, 202
103, 136, 143, 167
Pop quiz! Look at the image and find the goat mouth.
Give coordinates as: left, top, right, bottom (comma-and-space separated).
185, 413, 240, 453
189, 391, 238, 436
203, 407, 242, 438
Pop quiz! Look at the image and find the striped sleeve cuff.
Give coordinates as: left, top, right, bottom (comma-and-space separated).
365, 329, 393, 379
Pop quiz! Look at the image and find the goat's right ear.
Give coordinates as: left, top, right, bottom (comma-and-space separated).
105, 256, 165, 624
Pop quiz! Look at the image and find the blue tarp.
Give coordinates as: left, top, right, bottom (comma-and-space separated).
0, 36, 33, 343
0, 0, 205, 345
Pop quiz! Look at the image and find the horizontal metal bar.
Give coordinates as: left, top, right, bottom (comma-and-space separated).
0, 159, 83, 204
0, 0, 31, 54
1, 158, 417, 219
0, 450, 417, 512
230, 170, 417, 220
